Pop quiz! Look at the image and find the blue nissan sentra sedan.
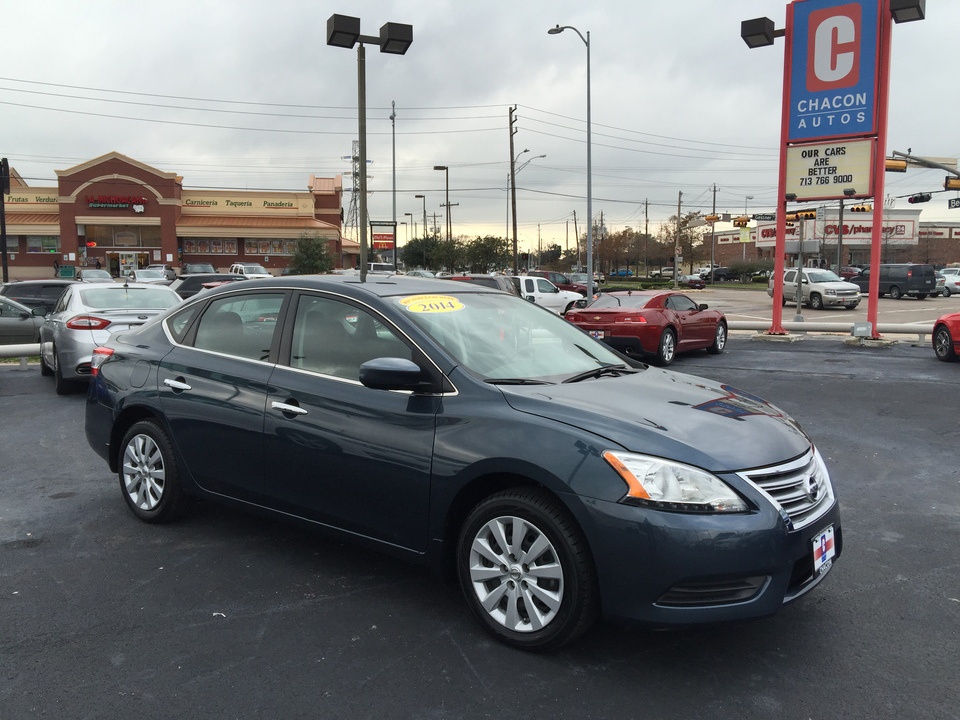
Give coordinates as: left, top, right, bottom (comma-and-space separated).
85, 274, 841, 651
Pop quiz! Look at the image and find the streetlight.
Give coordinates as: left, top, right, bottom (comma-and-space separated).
433, 166, 453, 242
511, 150, 546, 275
742, 195, 754, 259
548, 23, 593, 299
327, 14, 412, 283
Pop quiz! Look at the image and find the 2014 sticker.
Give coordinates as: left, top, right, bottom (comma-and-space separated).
400, 295, 464, 314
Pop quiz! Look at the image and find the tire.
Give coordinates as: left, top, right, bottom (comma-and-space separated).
810, 293, 824, 310
119, 420, 187, 523
934, 326, 958, 362
944, 287, 952, 298
52, 345, 78, 395
890, 286, 903, 300
656, 328, 677, 366
707, 322, 727, 355
457, 488, 599, 651
39, 344, 53, 377
916, 293, 927, 300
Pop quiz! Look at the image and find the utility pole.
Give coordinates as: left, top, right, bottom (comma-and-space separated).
710, 184, 717, 278
509, 106, 519, 274
674, 192, 682, 289
643, 198, 649, 276
573, 210, 580, 271
391, 101, 397, 271
836, 199, 846, 271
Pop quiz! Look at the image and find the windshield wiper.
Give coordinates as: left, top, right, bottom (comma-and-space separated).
484, 377, 555, 385
562, 364, 638, 384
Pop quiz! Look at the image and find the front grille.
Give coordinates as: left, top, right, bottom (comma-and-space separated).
657, 576, 768, 607
738, 448, 834, 530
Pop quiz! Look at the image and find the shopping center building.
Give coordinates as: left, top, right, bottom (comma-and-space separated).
1, 152, 353, 280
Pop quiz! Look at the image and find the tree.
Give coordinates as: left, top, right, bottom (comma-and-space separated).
465, 235, 510, 273
288, 232, 334, 275
400, 235, 439, 270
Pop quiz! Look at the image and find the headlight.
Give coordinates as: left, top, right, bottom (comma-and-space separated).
603, 451, 748, 513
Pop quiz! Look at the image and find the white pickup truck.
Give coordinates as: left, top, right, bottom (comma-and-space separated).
510, 275, 583, 314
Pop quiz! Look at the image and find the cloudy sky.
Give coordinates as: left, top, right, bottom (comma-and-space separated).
4, 0, 958, 253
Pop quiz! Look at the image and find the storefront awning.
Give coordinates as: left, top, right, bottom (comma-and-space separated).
177, 215, 339, 238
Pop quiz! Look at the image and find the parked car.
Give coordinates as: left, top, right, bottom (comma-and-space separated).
0, 295, 43, 345
168, 273, 246, 300
708, 267, 736, 282
77, 269, 115, 283
933, 312, 960, 361
510, 275, 583, 314
528, 270, 588, 296
934, 271, 946, 297
228, 262, 272, 279
447, 273, 520, 296
940, 268, 960, 297
650, 267, 676, 279
609, 269, 634, 278
146, 264, 177, 282
0, 279, 77, 314
564, 289, 727, 366
181, 263, 217, 275
405, 269, 435, 278
39, 282, 181, 394
767, 269, 861, 310
838, 266, 862, 280
85, 275, 840, 651
678, 274, 706, 290
126, 269, 171, 285
848, 263, 937, 299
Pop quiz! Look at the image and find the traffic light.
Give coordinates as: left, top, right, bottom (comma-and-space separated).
704, 214, 720, 223
907, 193, 932, 204
850, 204, 872, 213
885, 158, 908, 173
732, 215, 749, 227
784, 213, 798, 222
945, 177, 960, 191
795, 210, 817, 219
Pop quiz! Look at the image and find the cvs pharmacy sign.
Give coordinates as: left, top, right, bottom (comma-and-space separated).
788, 0, 880, 142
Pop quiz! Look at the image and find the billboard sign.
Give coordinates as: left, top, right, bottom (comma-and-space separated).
788, 0, 880, 142
785, 137, 874, 201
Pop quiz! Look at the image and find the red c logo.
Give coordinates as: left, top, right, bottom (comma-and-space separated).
806, 4, 861, 92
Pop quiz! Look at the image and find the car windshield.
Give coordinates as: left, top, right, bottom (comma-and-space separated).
136, 269, 165, 278
588, 294, 655, 309
393, 292, 626, 382
569, 274, 588, 283
242, 264, 268, 273
82, 270, 111, 279
79, 286, 180, 310
806, 270, 842, 283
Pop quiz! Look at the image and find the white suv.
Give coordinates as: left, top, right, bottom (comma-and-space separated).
767, 268, 860, 309
228, 262, 272, 279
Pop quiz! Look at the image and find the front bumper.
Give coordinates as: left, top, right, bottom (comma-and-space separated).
569, 490, 842, 626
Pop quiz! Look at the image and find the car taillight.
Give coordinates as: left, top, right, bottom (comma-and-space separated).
66, 315, 112, 330
90, 346, 114, 376
616, 316, 647, 323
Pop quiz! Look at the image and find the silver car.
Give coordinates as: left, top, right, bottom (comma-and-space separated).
39, 282, 181, 394
0, 295, 43, 345
127, 268, 171, 285
767, 268, 861, 310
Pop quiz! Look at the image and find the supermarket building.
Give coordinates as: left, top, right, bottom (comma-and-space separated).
1, 152, 354, 279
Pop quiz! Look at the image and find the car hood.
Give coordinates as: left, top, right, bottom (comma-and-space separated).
498, 367, 810, 472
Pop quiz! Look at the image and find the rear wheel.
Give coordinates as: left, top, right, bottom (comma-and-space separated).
943, 287, 952, 298
916, 293, 927, 300
934, 326, 958, 362
52, 345, 78, 395
457, 488, 599, 651
119, 420, 187, 523
656, 328, 677, 366
39, 344, 53, 377
707, 322, 727, 355
890, 285, 903, 300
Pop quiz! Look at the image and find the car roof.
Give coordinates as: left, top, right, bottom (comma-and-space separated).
194, 273, 497, 301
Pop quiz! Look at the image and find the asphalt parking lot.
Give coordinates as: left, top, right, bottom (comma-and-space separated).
2, 335, 959, 719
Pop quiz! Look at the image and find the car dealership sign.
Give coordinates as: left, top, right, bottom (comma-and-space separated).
788, 0, 880, 142
785, 137, 874, 201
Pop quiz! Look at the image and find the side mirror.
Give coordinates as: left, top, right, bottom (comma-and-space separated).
525, 295, 536, 303
32, 307, 48, 317
574, 299, 588, 309
359, 357, 424, 391
698, 303, 708, 311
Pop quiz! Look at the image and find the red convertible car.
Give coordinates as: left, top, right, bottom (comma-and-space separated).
564, 290, 727, 366
933, 312, 960, 362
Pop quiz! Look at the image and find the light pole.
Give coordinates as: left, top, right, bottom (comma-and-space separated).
326, 14, 412, 283
743, 195, 753, 260
512, 151, 545, 275
403, 212, 413, 265
548, 23, 593, 299
433, 166, 454, 242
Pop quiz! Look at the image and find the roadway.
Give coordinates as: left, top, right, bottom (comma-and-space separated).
1, 335, 958, 719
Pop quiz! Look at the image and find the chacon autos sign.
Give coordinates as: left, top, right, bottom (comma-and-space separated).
788, 0, 880, 142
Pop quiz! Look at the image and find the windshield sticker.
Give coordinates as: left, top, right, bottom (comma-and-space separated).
400, 295, 464, 314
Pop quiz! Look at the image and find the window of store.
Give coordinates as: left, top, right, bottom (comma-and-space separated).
85, 225, 162, 248
181, 238, 239, 255
26, 236, 60, 253
243, 238, 297, 256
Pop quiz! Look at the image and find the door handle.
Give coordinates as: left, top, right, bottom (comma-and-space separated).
163, 378, 192, 392
271, 401, 308, 416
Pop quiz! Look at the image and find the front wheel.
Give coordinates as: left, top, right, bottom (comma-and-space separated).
810, 293, 824, 310
707, 322, 727, 354
457, 488, 599, 651
890, 285, 903, 300
943, 287, 952, 298
119, 420, 187, 523
934, 326, 958, 362
656, 328, 677, 366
